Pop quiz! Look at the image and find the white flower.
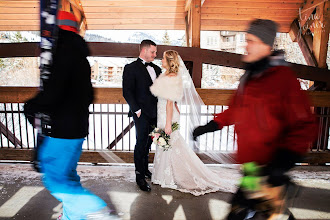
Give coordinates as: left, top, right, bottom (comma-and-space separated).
155, 128, 160, 132
153, 137, 158, 144
158, 137, 166, 146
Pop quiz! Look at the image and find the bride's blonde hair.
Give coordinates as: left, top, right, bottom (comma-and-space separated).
164, 50, 180, 75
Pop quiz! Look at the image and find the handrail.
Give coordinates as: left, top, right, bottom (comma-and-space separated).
1, 87, 330, 107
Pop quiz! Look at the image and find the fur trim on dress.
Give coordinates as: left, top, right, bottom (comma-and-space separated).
150, 73, 183, 102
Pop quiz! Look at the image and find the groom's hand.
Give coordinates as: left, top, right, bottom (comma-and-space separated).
192, 120, 220, 141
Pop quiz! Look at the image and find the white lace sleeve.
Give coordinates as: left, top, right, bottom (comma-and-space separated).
150, 74, 183, 102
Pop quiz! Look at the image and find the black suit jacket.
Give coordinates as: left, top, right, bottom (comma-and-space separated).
123, 58, 162, 118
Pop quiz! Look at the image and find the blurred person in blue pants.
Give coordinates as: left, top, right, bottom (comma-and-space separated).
24, 10, 119, 220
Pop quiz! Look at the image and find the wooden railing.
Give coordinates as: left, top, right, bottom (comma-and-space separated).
0, 87, 330, 164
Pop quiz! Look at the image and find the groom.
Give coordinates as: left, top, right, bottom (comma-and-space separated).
123, 40, 161, 192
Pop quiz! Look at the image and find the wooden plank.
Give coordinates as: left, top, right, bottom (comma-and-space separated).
199, 0, 304, 3
0, 8, 39, 14
83, 13, 185, 19
0, 43, 39, 58
312, 1, 330, 68
1, 149, 329, 164
94, 88, 126, 104
0, 1, 38, 7
0, 6, 185, 14
0, 0, 185, 7
202, 7, 298, 14
0, 20, 39, 26
0, 87, 38, 103
0, 24, 186, 31
81, 1, 185, 7
201, 13, 296, 21
0, 14, 38, 20
201, 24, 290, 33
1, 87, 330, 107
202, 1, 303, 9
84, 7, 185, 13
86, 18, 185, 25
0, 25, 40, 31
0, 18, 185, 26
81, 24, 186, 30
201, 19, 289, 28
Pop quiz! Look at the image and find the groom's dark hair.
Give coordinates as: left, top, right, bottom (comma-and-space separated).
140, 39, 157, 51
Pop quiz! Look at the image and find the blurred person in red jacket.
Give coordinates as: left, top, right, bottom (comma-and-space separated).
193, 19, 317, 220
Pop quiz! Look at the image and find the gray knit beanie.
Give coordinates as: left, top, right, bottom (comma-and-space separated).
246, 19, 278, 47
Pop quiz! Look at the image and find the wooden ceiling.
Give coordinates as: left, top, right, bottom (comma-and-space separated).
0, 0, 306, 32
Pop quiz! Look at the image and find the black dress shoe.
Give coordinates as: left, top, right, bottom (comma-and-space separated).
136, 178, 151, 192
145, 170, 152, 179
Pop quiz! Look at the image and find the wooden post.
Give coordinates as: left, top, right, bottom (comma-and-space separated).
191, 0, 201, 48
185, 13, 190, 47
289, 19, 318, 67
312, 1, 330, 159
313, 1, 330, 69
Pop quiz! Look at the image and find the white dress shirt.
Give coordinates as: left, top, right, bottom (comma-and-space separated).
135, 57, 157, 115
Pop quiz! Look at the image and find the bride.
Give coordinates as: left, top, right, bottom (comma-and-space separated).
150, 50, 238, 196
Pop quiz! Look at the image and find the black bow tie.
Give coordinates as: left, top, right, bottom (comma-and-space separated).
144, 62, 151, 67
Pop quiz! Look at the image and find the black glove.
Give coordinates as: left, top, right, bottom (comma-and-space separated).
263, 148, 302, 186
192, 120, 220, 141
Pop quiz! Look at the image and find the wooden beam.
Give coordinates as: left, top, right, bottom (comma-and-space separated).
107, 121, 134, 149
1, 87, 330, 108
1, 42, 330, 84
0, 122, 23, 148
185, 14, 190, 47
191, 0, 201, 48
312, 1, 330, 69
289, 20, 317, 66
1, 149, 329, 164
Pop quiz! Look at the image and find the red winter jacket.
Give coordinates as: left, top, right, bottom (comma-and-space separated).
214, 65, 317, 165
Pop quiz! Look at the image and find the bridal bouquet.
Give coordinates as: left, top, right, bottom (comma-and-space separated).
150, 122, 179, 151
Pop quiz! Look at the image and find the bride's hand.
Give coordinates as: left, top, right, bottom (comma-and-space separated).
165, 123, 172, 135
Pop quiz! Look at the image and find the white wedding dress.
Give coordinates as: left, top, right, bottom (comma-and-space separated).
150, 72, 238, 196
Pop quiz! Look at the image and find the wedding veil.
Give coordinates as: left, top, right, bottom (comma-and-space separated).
177, 55, 236, 164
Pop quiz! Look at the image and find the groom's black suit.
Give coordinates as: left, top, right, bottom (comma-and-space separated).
123, 58, 161, 181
